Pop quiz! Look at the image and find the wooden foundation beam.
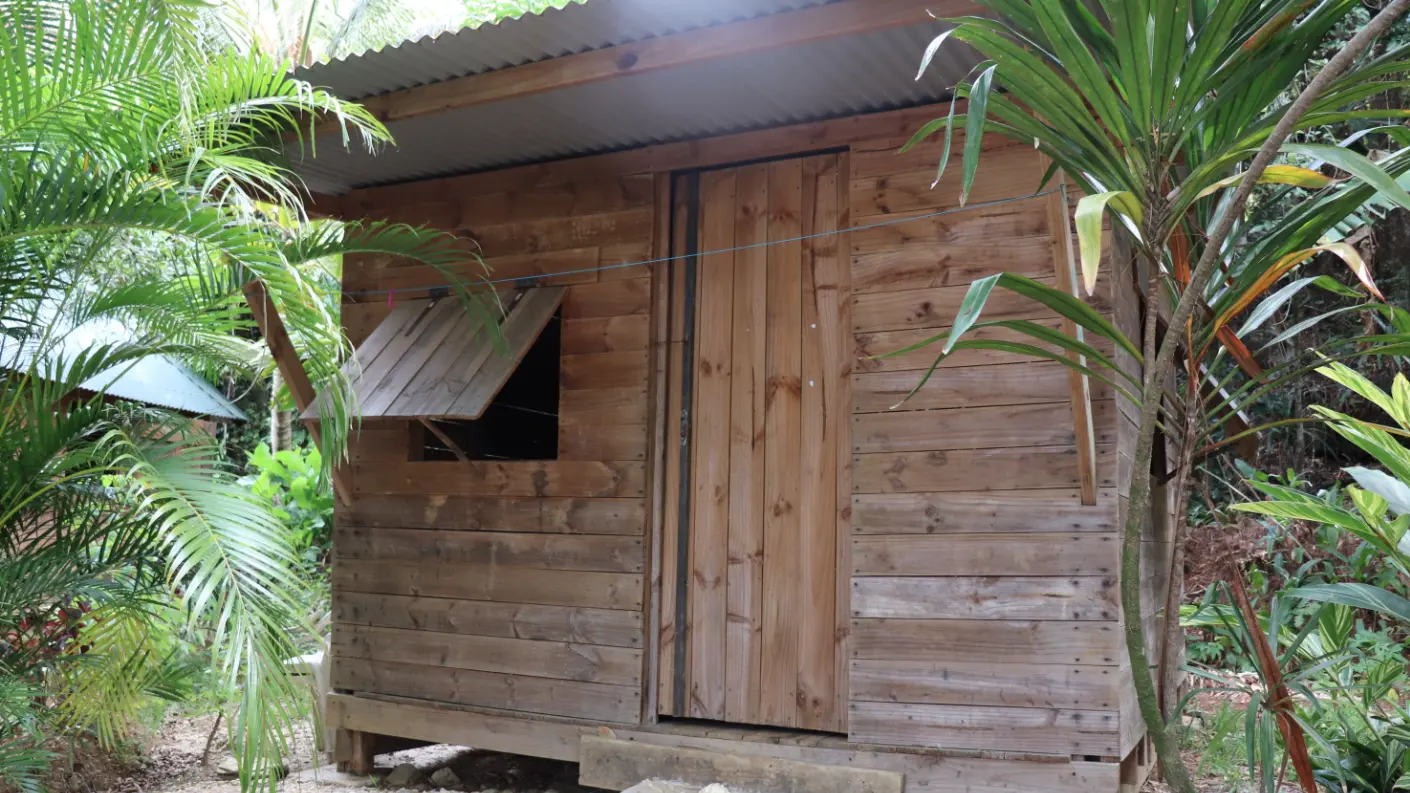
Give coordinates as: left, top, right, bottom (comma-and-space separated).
242, 281, 353, 505
579, 736, 903, 793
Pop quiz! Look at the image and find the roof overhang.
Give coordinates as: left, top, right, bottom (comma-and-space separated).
287, 0, 982, 194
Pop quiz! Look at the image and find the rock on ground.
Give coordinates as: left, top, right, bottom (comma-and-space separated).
430, 767, 461, 787
384, 763, 422, 787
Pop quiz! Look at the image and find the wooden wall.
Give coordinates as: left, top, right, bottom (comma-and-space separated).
328, 173, 656, 724
322, 102, 1157, 768
843, 127, 1131, 757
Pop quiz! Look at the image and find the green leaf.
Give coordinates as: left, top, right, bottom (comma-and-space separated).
1231, 500, 1369, 534
960, 63, 998, 206
1289, 583, 1410, 624
917, 28, 958, 79
943, 274, 1000, 353
1283, 143, 1410, 212
1074, 191, 1138, 294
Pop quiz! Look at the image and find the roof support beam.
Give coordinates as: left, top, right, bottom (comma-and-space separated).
320, 0, 970, 135
243, 280, 354, 506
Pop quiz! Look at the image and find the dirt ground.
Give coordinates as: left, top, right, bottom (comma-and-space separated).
89, 713, 597, 793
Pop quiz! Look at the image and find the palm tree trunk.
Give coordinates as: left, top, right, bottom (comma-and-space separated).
271, 369, 292, 452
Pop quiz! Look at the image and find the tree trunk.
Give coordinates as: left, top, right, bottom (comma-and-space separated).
271, 368, 292, 452
1121, 7, 1410, 792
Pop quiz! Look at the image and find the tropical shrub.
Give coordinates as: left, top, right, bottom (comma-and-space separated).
240, 443, 335, 570
908, 3, 1410, 785
0, 0, 487, 789
1236, 361, 1410, 625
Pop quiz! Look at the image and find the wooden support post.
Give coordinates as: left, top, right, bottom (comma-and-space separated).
336, 729, 375, 775
1041, 171, 1098, 506
242, 281, 353, 505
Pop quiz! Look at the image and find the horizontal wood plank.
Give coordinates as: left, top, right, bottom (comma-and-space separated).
563, 279, 651, 319
849, 660, 1120, 710
558, 420, 647, 461
852, 444, 1115, 494
852, 401, 1115, 454
850, 237, 1053, 294
334, 591, 643, 647
852, 534, 1117, 577
848, 132, 1025, 180
335, 526, 644, 572
851, 490, 1118, 534
333, 559, 643, 609
561, 314, 650, 354
464, 208, 653, 259
561, 350, 649, 390
333, 657, 641, 722
848, 701, 1119, 756
344, 249, 598, 295
352, 461, 646, 497
853, 320, 1118, 374
851, 361, 1105, 410
851, 618, 1121, 665
851, 576, 1117, 621
848, 204, 1047, 257
849, 148, 1044, 219
852, 276, 1105, 333
340, 495, 645, 534
456, 176, 654, 228
558, 386, 649, 425
332, 624, 642, 685
328, 693, 581, 762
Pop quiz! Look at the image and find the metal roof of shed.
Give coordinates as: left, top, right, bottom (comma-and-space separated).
288, 0, 975, 194
1, 317, 246, 420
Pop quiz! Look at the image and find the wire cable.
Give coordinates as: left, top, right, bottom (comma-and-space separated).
342, 188, 1061, 298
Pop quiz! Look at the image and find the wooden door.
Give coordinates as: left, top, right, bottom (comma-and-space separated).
661, 153, 850, 732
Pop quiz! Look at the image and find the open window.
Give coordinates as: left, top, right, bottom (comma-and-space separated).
303, 287, 566, 461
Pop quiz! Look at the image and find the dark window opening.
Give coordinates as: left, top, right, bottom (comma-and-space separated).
418, 311, 561, 461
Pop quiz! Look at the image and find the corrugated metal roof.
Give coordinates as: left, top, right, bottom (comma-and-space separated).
1, 317, 247, 420
288, 0, 977, 193
296, 0, 836, 98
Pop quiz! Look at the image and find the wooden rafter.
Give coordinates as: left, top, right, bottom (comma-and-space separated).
242, 281, 353, 505
312, 0, 972, 139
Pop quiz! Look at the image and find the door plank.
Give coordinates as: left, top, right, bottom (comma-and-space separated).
725, 163, 769, 724
797, 156, 839, 731
687, 169, 736, 720
759, 158, 804, 727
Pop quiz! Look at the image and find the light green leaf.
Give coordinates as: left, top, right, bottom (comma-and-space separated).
1074, 191, 1138, 294
1195, 164, 1339, 199
1345, 466, 1410, 515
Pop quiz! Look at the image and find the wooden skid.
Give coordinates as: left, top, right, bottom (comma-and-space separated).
579, 735, 903, 793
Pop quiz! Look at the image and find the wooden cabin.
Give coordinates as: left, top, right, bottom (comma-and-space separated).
291, 1, 1176, 791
